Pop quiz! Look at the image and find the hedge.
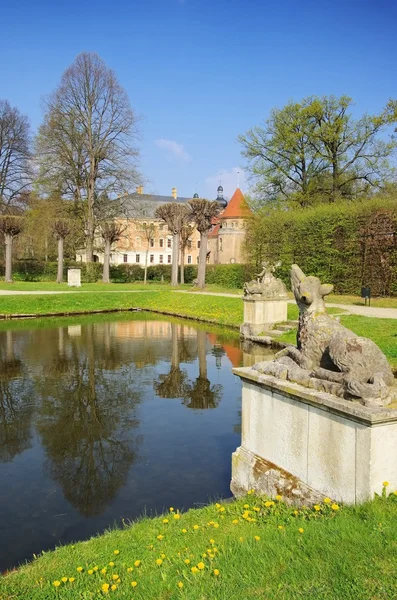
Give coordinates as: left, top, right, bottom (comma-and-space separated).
245, 197, 397, 296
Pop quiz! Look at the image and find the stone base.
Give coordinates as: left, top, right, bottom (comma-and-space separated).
231, 367, 397, 504
241, 298, 288, 336
231, 446, 324, 505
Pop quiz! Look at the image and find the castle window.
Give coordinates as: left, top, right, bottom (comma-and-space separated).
150, 254, 154, 263
167, 255, 171, 263
167, 238, 172, 248
136, 254, 140, 263
160, 238, 164, 247
187, 255, 192, 264
150, 238, 154, 247
123, 254, 128, 263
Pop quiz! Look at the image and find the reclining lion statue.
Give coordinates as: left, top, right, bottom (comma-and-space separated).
254, 264, 395, 407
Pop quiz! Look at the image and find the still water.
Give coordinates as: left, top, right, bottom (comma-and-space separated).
0, 312, 273, 572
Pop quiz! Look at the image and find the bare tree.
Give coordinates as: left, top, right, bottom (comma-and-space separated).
53, 220, 71, 283
101, 221, 126, 283
36, 52, 141, 263
180, 223, 194, 284
155, 203, 188, 286
187, 200, 221, 288
0, 216, 23, 282
0, 101, 32, 213
138, 222, 156, 284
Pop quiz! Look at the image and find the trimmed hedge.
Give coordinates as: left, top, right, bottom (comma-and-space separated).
245, 197, 397, 296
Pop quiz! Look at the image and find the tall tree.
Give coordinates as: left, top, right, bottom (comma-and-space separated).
0, 100, 31, 213
36, 52, 141, 263
187, 199, 221, 288
0, 215, 23, 283
139, 221, 156, 284
53, 219, 71, 283
180, 223, 194, 284
155, 203, 188, 286
101, 221, 125, 283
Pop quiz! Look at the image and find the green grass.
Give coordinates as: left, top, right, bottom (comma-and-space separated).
1, 492, 397, 600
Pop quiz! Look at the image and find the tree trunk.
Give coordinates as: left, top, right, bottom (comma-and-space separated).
180, 247, 185, 284
57, 237, 64, 283
171, 233, 180, 286
197, 232, 208, 288
102, 238, 111, 283
5, 233, 13, 283
144, 247, 149, 284
197, 329, 207, 379
86, 234, 94, 264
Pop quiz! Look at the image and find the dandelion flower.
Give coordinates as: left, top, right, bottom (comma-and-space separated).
254, 535, 260, 541
215, 503, 221, 508
53, 581, 61, 587
193, 524, 199, 530
181, 529, 187, 534
134, 560, 141, 567
264, 501, 272, 508
177, 581, 184, 588
174, 514, 181, 520
112, 574, 119, 581
210, 539, 215, 544
298, 527, 304, 534
314, 505, 321, 512
88, 569, 93, 575
383, 481, 389, 487
243, 503, 249, 509
68, 577, 75, 583
197, 562, 205, 571
185, 558, 191, 564
394, 491, 397, 496
163, 518, 169, 524
239, 537, 244, 542
113, 550, 120, 555
61, 577, 68, 583
160, 553, 166, 559
76, 566, 83, 572
253, 507, 260, 512
191, 566, 199, 573
157, 535, 164, 541
102, 583, 110, 593
278, 525, 284, 530
127, 567, 133, 573
294, 510, 299, 516
219, 506, 225, 512
170, 507, 174, 512
93, 566, 98, 571
324, 497, 331, 504
214, 523, 219, 528
331, 503, 339, 511
101, 568, 107, 575
156, 558, 163, 566
247, 489, 253, 495
111, 584, 117, 591
275, 495, 282, 501
131, 581, 138, 587
108, 561, 115, 567
213, 569, 220, 576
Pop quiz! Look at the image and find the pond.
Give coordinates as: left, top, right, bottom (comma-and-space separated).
0, 312, 274, 572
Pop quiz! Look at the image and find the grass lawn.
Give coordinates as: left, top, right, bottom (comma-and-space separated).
1, 491, 396, 600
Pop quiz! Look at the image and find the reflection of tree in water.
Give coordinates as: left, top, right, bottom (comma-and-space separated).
183, 329, 222, 410
36, 324, 141, 517
0, 330, 35, 462
154, 323, 192, 400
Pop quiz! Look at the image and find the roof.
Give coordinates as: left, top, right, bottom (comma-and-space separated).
208, 223, 221, 238
123, 193, 193, 218
220, 188, 251, 219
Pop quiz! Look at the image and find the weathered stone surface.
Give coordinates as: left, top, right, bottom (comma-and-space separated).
253, 264, 396, 407
243, 261, 288, 300
67, 268, 81, 287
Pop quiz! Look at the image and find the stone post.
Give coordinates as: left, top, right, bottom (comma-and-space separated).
67, 268, 81, 287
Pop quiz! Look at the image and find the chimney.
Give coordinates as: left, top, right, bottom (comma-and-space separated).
136, 185, 143, 194
171, 187, 177, 200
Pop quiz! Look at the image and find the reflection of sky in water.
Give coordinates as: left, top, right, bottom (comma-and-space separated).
0, 313, 273, 572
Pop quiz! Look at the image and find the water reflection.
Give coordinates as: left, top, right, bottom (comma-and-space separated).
0, 313, 274, 572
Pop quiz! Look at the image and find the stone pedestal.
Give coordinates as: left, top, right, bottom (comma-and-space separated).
67, 268, 81, 287
240, 297, 288, 336
231, 367, 397, 504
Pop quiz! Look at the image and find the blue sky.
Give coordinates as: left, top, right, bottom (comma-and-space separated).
1, 0, 396, 199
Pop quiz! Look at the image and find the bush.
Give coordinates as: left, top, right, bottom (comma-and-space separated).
205, 264, 254, 289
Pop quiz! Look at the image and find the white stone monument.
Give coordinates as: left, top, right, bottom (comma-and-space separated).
241, 261, 288, 337
67, 268, 81, 287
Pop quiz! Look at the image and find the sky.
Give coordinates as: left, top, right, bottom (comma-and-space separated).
1, 0, 397, 199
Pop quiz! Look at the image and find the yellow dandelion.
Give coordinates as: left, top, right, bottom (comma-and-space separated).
247, 489, 253, 495
76, 566, 83, 572
232, 519, 239, 524
214, 523, 219, 528
298, 527, 304, 534
213, 568, 220, 576
112, 574, 119, 581
163, 518, 169, 524
219, 506, 225, 512
202, 553, 207, 558
177, 581, 184, 588
243, 503, 249, 509
88, 569, 93, 575
131, 581, 138, 587
113, 550, 120, 555
170, 507, 174, 512
215, 503, 221, 508
134, 560, 141, 567
184, 559, 190, 564
254, 535, 260, 541
294, 510, 299, 516
213, 547, 218, 553
111, 584, 117, 591
314, 505, 321, 511
157, 535, 164, 541
181, 528, 187, 534
191, 566, 199, 573
61, 577, 68, 583
93, 566, 98, 571
324, 497, 331, 504
383, 481, 389, 487
394, 491, 397, 496
278, 525, 284, 530
174, 513, 181, 520
160, 553, 166, 559
264, 501, 272, 508
275, 495, 282, 501
253, 507, 260, 512
194, 524, 200, 530
68, 577, 75, 583
331, 503, 340, 511
101, 568, 107, 575
198, 562, 205, 570
156, 558, 163, 566
102, 583, 110, 593
108, 561, 115, 567
127, 567, 133, 573
53, 580, 61, 587
210, 538, 215, 544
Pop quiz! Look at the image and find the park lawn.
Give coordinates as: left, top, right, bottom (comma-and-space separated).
1, 492, 397, 600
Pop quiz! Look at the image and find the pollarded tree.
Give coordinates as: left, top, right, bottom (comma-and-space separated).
180, 223, 194, 284
101, 221, 126, 283
187, 199, 221, 288
155, 203, 189, 286
0, 215, 23, 283
53, 219, 71, 283
0, 100, 32, 212
36, 52, 141, 263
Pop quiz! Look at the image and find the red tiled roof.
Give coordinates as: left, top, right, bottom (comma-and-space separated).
221, 188, 251, 219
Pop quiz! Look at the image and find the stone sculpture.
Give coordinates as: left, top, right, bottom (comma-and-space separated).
243, 261, 288, 299
254, 264, 395, 406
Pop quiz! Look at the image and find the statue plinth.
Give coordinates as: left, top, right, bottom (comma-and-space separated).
241, 295, 288, 336
231, 367, 397, 505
